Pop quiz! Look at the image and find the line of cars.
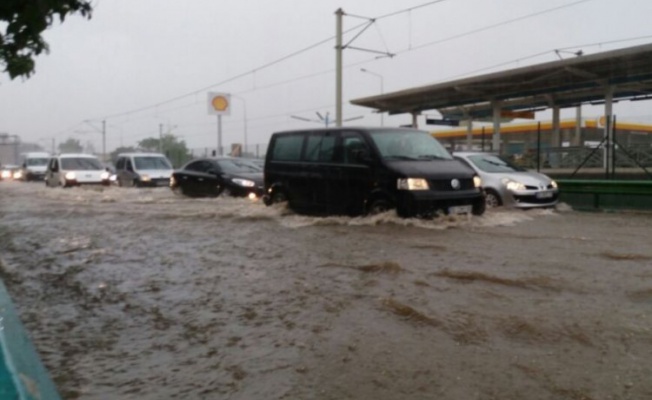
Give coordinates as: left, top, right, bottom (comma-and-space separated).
1, 152, 51, 182
4, 127, 559, 217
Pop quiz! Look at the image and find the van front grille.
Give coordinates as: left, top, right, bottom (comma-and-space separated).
429, 178, 475, 191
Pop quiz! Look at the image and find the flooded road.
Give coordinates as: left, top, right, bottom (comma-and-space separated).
1, 182, 651, 400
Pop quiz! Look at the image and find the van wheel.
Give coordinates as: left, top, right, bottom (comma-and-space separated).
485, 189, 502, 208
263, 188, 288, 206
367, 198, 393, 215
271, 190, 287, 203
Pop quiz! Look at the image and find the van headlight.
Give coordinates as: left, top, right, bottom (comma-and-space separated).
473, 175, 482, 188
65, 171, 76, 180
502, 178, 526, 191
397, 178, 429, 191
140, 174, 151, 182
100, 171, 110, 180
232, 178, 255, 187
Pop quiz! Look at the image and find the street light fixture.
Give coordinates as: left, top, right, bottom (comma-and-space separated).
360, 68, 385, 126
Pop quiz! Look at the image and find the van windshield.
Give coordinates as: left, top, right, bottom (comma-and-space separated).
369, 129, 453, 161
134, 156, 172, 170
61, 157, 103, 170
26, 158, 49, 166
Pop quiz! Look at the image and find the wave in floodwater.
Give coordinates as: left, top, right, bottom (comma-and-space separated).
15, 183, 567, 230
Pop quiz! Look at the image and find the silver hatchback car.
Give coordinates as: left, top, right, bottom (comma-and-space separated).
453, 152, 559, 209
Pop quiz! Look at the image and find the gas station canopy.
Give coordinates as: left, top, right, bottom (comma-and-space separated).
350, 43, 652, 120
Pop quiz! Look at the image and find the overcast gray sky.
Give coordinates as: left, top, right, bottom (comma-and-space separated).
2, 0, 652, 155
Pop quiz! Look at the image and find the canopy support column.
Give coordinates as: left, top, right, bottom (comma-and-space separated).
492, 101, 501, 152
464, 110, 473, 150
411, 112, 419, 128
551, 106, 561, 167
603, 87, 614, 172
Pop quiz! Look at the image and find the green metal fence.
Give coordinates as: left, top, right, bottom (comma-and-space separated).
557, 179, 652, 211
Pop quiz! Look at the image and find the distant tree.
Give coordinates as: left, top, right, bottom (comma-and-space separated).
109, 146, 138, 163
138, 134, 192, 167
0, 0, 93, 79
137, 137, 161, 152
58, 137, 83, 153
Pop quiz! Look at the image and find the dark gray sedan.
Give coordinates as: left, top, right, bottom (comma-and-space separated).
170, 157, 264, 199
453, 152, 559, 209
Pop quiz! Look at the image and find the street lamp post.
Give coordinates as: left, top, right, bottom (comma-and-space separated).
83, 120, 107, 162
360, 68, 384, 126
231, 95, 248, 157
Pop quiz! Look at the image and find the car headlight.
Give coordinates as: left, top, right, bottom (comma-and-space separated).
140, 174, 151, 182
397, 178, 429, 191
101, 171, 110, 180
473, 175, 482, 188
1, 170, 10, 179
65, 171, 76, 180
550, 180, 558, 189
232, 178, 255, 187
13, 171, 23, 179
502, 178, 526, 191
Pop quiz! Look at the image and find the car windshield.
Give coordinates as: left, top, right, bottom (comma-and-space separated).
369, 129, 453, 161
134, 156, 172, 170
215, 159, 262, 173
26, 158, 49, 166
61, 157, 103, 170
467, 154, 527, 172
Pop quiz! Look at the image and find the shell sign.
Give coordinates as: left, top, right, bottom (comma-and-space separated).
208, 92, 231, 115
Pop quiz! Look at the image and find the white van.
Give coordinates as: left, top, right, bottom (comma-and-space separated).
114, 153, 173, 187
20, 152, 51, 181
45, 154, 111, 187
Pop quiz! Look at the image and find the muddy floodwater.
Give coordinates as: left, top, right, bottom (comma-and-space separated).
0, 182, 651, 400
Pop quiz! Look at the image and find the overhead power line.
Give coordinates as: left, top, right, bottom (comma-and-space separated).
87, 0, 450, 123
397, 0, 595, 54
75, 0, 605, 144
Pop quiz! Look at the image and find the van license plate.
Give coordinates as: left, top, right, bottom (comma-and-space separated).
448, 205, 472, 215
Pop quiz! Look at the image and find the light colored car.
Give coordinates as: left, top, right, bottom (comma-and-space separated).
1, 164, 22, 181
114, 153, 173, 187
453, 152, 559, 209
19, 152, 51, 181
44, 154, 111, 188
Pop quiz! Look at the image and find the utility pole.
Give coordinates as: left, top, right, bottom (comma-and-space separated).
102, 120, 106, 162
217, 115, 223, 155
159, 123, 163, 153
335, 8, 343, 127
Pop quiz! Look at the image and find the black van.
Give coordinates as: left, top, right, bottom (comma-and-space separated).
262, 127, 485, 218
